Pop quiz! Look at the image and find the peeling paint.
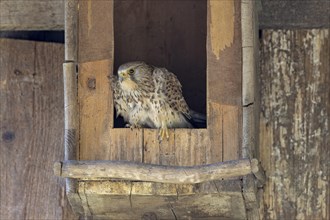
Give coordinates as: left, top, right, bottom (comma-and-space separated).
209, 0, 234, 59
260, 29, 329, 220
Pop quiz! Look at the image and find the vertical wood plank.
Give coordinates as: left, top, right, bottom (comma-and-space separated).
208, 102, 223, 163
159, 129, 176, 165
206, 0, 242, 165
260, 29, 329, 220
143, 129, 176, 165
174, 129, 193, 166
78, 60, 113, 160
109, 128, 143, 162
207, 0, 242, 106
65, 0, 78, 61
143, 129, 160, 164
78, 0, 113, 62
223, 105, 241, 161
0, 39, 76, 219
241, 2, 260, 219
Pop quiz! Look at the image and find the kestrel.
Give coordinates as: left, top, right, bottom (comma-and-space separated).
112, 61, 205, 141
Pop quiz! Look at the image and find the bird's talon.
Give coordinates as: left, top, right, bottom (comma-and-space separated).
158, 127, 169, 142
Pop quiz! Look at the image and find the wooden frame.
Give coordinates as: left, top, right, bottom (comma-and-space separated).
58, 0, 263, 219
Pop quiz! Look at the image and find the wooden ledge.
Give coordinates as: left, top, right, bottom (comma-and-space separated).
54, 158, 265, 184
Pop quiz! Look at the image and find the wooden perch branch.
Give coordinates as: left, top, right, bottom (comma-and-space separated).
54, 159, 258, 184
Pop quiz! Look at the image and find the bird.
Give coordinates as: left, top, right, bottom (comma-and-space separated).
112, 61, 205, 141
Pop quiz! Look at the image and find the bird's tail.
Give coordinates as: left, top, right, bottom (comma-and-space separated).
189, 109, 206, 128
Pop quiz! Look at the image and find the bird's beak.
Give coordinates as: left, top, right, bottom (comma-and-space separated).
118, 71, 128, 80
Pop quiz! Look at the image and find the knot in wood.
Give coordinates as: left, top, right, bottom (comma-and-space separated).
2, 131, 15, 143
87, 77, 96, 90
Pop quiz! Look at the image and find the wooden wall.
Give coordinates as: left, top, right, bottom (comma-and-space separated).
0, 39, 76, 219
259, 29, 329, 219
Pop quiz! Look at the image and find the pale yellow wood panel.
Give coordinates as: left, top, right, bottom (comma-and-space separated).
143, 129, 160, 164
174, 129, 210, 166
143, 129, 176, 165
109, 128, 143, 162
207, 102, 223, 163
78, 60, 113, 160
223, 105, 241, 161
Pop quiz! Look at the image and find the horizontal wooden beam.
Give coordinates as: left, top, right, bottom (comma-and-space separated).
0, 0, 64, 30
1, 0, 329, 31
259, 0, 330, 29
54, 159, 264, 184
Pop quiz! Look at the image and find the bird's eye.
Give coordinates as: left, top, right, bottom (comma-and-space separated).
129, 69, 135, 74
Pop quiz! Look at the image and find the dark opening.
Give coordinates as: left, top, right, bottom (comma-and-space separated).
0, 31, 64, 43
114, 0, 206, 128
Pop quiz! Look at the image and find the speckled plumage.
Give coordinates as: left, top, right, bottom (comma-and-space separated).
112, 61, 192, 140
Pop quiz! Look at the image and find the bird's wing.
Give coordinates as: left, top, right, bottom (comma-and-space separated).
152, 68, 191, 119
111, 75, 130, 121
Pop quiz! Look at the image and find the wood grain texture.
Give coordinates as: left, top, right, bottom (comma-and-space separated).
207, 0, 242, 106
78, 0, 113, 62
78, 60, 113, 160
72, 0, 249, 218
2, 0, 328, 31
0, 0, 64, 30
0, 39, 76, 219
56, 159, 253, 183
259, 0, 330, 29
260, 29, 329, 220
64, 0, 78, 61
223, 105, 241, 160
81, 180, 247, 219
63, 63, 78, 161
109, 128, 143, 162
241, 2, 261, 219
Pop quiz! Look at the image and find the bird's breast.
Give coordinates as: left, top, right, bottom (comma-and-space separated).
120, 78, 138, 91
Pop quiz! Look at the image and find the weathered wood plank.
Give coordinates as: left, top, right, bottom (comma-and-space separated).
78, 0, 113, 62
207, 0, 242, 106
56, 159, 253, 184
78, 60, 113, 160
109, 128, 143, 162
208, 102, 223, 163
143, 129, 160, 164
0, 0, 64, 30
223, 105, 241, 161
81, 180, 247, 219
1, 0, 328, 31
241, 2, 261, 219
259, 0, 330, 29
174, 129, 202, 166
260, 29, 329, 220
0, 39, 76, 219
143, 129, 176, 165
64, 0, 78, 61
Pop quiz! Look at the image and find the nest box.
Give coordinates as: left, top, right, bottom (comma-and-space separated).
55, 0, 265, 219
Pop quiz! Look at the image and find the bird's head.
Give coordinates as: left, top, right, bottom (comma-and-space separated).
118, 61, 145, 81
117, 61, 153, 91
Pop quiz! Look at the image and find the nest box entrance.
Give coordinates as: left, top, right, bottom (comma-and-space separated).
113, 1, 207, 127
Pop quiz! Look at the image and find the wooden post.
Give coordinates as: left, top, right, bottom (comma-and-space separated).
63, 0, 83, 215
